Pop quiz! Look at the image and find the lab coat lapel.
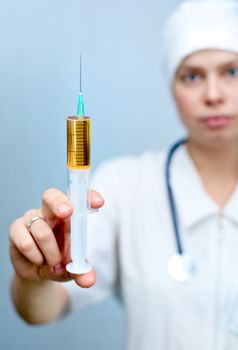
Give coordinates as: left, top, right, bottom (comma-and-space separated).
170, 144, 219, 230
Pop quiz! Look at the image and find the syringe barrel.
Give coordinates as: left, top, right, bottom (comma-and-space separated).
67, 168, 90, 265
66, 115, 92, 274
67, 116, 90, 170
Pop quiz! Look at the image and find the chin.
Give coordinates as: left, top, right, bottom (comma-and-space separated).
188, 126, 238, 148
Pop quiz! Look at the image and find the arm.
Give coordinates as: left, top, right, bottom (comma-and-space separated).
11, 275, 68, 324
9, 188, 104, 324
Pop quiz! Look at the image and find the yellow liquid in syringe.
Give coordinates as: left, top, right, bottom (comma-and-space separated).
67, 116, 91, 170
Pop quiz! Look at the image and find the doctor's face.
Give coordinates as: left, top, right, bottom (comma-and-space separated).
172, 49, 238, 147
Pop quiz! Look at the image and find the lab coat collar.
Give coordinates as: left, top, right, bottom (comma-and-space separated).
223, 185, 238, 226
170, 144, 238, 229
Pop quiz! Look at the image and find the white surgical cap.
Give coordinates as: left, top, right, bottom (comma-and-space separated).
162, 0, 238, 84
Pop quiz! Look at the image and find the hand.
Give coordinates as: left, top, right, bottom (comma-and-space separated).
9, 188, 104, 288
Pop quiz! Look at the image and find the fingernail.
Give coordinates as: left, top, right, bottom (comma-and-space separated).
53, 263, 65, 275
57, 203, 71, 214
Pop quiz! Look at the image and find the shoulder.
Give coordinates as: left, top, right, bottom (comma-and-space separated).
91, 150, 170, 206
92, 150, 167, 186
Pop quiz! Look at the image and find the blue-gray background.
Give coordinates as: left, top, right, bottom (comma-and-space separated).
0, 0, 185, 349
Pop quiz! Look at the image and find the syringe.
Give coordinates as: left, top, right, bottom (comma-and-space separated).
66, 56, 92, 274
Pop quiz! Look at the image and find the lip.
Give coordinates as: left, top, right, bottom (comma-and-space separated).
200, 115, 234, 128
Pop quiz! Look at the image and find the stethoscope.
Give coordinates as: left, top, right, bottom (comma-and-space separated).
165, 138, 196, 282
166, 140, 238, 335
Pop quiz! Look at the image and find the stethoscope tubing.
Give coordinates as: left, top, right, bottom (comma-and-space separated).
165, 138, 187, 256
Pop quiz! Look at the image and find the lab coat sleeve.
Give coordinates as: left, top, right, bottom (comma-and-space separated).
63, 160, 120, 312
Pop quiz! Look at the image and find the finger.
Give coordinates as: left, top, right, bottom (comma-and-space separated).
73, 268, 96, 288
10, 244, 73, 282
88, 190, 104, 209
38, 264, 73, 282
23, 213, 62, 267
10, 244, 40, 280
41, 188, 73, 225
9, 218, 44, 265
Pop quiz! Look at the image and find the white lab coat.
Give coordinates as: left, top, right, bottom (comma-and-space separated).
64, 144, 238, 350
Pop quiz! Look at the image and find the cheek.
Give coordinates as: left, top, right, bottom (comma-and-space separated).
174, 90, 199, 125
228, 90, 238, 109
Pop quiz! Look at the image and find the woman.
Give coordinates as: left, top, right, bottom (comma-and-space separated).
9, 0, 238, 349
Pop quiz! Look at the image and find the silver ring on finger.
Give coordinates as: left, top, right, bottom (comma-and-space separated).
26, 216, 46, 232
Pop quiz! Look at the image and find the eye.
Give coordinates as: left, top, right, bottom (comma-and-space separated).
227, 67, 238, 77
182, 72, 200, 83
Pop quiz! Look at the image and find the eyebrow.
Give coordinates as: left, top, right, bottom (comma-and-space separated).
178, 59, 238, 72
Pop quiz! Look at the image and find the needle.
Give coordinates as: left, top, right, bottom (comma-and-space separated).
77, 54, 85, 116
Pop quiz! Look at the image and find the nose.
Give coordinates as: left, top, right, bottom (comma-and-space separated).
203, 76, 225, 107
